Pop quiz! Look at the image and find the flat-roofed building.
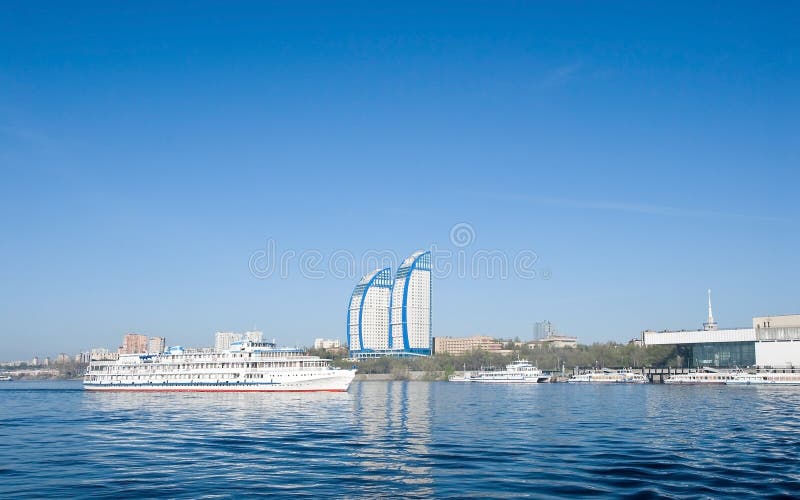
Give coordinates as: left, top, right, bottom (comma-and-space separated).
752, 314, 800, 368
528, 335, 579, 349
314, 338, 341, 349
433, 335, 503, 356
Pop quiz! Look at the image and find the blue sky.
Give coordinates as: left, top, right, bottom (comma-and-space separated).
1, 1, 798, 359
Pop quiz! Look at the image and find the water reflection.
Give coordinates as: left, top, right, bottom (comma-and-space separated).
351, 381, 433, 495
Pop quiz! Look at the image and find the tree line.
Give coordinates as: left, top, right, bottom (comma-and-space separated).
308, 342, 680, 378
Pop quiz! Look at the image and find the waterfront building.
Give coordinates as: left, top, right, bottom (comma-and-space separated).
56, 353, 71, 364
214, 331, 242, 351
120, 333, 148, 354
642, 291, 800, 368
390, 251, 432, 356
348, 267, 393, 356
314, 338, 341, 349
147, 336, 166, 354
433, 335, 504, 356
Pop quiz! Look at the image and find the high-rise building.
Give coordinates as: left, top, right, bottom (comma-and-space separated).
534, 320, 556, 340
214, 331, 242, 351
147, 336, 166, 354
347, 250, 432, 358
121, 333, 148, 354
391, 251, 432, 355
348, 268, 393, 354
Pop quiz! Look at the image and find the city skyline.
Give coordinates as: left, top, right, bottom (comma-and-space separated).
2, 2, 799, 360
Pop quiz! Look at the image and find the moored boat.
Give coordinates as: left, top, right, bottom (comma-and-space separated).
449, 360, 550, 383
568, 369, 647, 384
664, 368, 742, 385
726, 371, 800, 386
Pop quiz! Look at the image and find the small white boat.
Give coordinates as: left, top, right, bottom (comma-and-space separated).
568, 369, 647, 384
0, 375, 12, 382
726, 371, 800, 386
449, 360, 550, 383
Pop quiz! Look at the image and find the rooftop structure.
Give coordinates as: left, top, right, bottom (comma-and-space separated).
703, 289, 718, 331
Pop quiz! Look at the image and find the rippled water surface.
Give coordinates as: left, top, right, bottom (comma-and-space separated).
2, 380, 800, 498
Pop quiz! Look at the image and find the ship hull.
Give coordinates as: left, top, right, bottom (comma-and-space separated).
84, 371, 357, 392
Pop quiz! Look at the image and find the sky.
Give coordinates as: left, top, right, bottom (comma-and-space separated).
1, 1, 799, 359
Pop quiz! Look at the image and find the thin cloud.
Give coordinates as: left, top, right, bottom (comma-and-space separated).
539, 62, 584, 88
461, 190, 788, 223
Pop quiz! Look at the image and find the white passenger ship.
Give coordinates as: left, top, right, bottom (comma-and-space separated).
84, 340, 357, 392
568, 369, 647, 384
664, 368, 742, 385
726, 371, 800, 386
449, 360, 550, 383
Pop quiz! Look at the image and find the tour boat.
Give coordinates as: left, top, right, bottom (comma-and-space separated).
726, 371, 800, 386
84, 340, 356, 392
568, 369, 647, 384
449, 360, 550, 383
664, 368, 742, 385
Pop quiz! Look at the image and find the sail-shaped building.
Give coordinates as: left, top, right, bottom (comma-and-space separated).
347, 251, 432, 358
347, 268, 393, 353
390, 250, 432, 356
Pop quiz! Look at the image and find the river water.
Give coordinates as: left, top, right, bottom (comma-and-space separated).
1, 380, 799, 498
